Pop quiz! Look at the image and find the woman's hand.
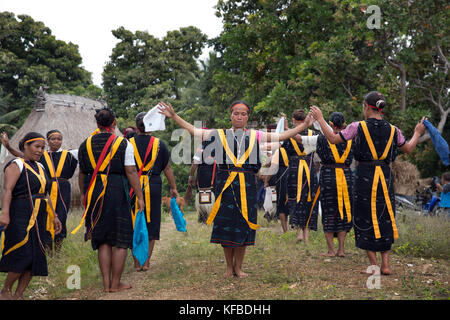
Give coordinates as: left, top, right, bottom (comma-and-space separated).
0, 213, 10, 230
170, 187, 179, 199
414, 117, 427, 136
137, 198, 145, 213
54, 216, 62, 235
158, 102, 176, 118
1, 131, 10, 147
309, 106, 324, 122
304, 114, 315, 127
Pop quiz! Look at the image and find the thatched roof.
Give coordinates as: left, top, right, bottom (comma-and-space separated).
0, 88, 121, 207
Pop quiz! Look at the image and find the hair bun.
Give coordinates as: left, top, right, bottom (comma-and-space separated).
376, 100, 386, 109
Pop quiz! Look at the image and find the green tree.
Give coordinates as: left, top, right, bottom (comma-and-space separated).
211, 0, 448, 176
102, 26, 207, 119
0, 12, 95, 131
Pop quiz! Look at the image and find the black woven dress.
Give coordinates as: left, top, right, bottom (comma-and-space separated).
209, 129, 261, 248
39, 150, 77, 243
0, 159, 50, 276
129, 135, 169, 240
315, 134, 354, 234
339, 119, 405, 252
284, 131, 319, 231
77, 133, 133, 251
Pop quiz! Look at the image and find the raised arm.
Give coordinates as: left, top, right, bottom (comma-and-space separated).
1, 132, 24, 158
158, 102, 213, 141
310, 106, 344, 144
263, 114, 315, 143
399, 117, 426, 154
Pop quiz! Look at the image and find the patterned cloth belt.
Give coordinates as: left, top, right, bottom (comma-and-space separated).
321, 163, 350, 169
358, 160, 388, 166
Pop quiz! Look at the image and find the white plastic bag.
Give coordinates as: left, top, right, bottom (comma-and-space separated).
143, 103, 166, 132
263, 187, 273, 212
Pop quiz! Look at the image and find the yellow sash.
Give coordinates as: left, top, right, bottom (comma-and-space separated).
43, 150, 68, 239
206, 129, 259, 230
306, 186, 321, 228
279, 147, 289, 167
129, 137, 159, 227
360, 121, 398, 239
2, 159, 47, 256
290, 130, 313, 203
327, 140, 352, 223
71, 136, 124, 235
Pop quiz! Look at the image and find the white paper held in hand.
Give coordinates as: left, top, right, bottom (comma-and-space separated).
143, 103, 166, 132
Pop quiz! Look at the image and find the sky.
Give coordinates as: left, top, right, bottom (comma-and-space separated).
0, 0, 223, 87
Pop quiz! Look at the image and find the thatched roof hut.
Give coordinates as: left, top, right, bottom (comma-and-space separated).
0, 88, 121, 208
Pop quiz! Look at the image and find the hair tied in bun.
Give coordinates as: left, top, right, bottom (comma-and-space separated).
376, 100, 385, 108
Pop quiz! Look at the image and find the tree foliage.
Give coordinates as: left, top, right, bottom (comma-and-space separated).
210, 0, 449, 176
0, 12, 98, 132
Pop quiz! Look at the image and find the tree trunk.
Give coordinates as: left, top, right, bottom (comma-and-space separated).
386, 58, 407, 111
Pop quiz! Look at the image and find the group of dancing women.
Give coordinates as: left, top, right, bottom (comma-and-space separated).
0, 90, 426, 299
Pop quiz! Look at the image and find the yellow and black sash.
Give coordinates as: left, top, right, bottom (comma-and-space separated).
206, 129, 259, 230
2, 159, 47, 256
43, 150, 68, 239
129, 136, 160, 227
327, 140, 352, 223
289, 129, 313, 203
278, 147, 289, 167
360, 121, 398, 240
71, 135, 124, 235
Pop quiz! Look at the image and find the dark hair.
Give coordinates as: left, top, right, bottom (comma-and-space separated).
292, 109, 306, 121
46, 129, 62, 139
135, 112, 146, 133
329, 112, 345, 129
95, 107, 116, 127
364, 91, 386, 112
19, 132, 45, 152
230, 100, 250, 113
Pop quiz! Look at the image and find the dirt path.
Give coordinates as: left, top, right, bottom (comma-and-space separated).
62, 214, 450, 300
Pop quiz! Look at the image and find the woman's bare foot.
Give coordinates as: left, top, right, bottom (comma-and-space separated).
336, 251, 346, 257
381, 266, 391, 275
223, 268, 234, 278
234, 268, 248, 278
142, 264, 150, 272
321, 252, 335, 257
360, 265, 379, 275
110, 282, 132, 293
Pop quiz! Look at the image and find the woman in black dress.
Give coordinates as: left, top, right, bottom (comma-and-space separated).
0, 132, 62, 300
74, 107, 144, 292
315, 112, 354, 257
129, 112, 178, 271
1, 130, 78, 250
159, 100, 314, 278
40, 130, 78, 249
283, 109, 319, 245
311, 92, 426, 275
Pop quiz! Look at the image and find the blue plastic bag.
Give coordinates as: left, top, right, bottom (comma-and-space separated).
170, 197, 187, 232
132, 210, 149, 268
423, 119, 449, 166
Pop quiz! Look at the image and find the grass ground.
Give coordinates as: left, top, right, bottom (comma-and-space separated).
2, 205, 447, 300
